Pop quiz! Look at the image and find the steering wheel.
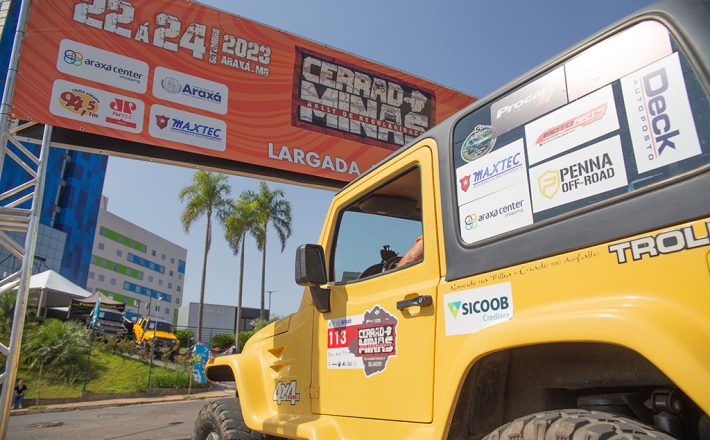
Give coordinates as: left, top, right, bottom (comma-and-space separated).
358, 263, 384, 279
382, 256, 402, 271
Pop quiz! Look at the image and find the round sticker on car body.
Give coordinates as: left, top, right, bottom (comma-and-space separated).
461, 124, 497, 162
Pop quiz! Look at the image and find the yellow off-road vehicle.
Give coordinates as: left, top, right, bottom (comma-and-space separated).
193, 1, 709, 439
132, 316, 179, 359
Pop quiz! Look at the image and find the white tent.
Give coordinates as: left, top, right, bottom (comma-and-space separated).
0, 270, 93, 318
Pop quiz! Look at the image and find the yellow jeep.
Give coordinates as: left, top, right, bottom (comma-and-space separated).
133, 316, 179, 359
193, 2, 709, 439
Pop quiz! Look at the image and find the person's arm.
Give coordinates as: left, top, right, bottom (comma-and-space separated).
397, 236, 423, 267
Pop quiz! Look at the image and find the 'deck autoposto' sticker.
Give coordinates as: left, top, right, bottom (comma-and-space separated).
326, 305, 398, 377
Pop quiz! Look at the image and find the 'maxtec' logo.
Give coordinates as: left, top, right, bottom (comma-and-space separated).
155, 115, 170, 129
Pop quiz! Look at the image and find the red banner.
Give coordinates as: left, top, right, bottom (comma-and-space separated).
12, 0, 475, 182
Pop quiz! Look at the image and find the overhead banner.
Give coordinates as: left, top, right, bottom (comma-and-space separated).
12, 0, 475, 183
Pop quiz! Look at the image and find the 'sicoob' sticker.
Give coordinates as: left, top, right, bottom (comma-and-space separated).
444, 282, 513, 336
326, 305, 398, 377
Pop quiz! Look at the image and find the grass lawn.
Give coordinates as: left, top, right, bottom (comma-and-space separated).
18, 347, 196, 399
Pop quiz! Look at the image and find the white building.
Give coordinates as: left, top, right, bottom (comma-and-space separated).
86, 196, 187, 324
178, 302, 267, 343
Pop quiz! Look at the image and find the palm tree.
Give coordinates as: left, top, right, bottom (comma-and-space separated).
178, 171, 232, 343
244, 182, 292, 319
224, 197, 262, 352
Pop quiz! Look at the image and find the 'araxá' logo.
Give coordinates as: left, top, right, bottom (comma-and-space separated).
448, 301, 462, 318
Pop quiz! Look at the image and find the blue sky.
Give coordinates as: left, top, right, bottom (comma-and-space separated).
102, 0, 652, 317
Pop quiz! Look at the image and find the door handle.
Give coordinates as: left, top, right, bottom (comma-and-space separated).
396, 295, 433, 310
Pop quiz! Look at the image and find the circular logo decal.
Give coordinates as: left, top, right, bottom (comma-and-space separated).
464, 213, 478, 230
161, 77, 182, 94
461, 124, 496, 162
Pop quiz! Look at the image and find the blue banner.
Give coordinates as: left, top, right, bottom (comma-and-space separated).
192, 343, 209, 385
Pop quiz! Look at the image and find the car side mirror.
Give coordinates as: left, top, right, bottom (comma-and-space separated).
295, 244, 330, 313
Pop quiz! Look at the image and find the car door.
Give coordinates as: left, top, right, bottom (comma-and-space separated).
311, 143, 440, 423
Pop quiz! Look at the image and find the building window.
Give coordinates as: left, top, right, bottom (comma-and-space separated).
158, 279, 163, 286
98, 274, 105, 282
168, 282, 173, 289
88, 271, 95, 279
151, 249, 156, 256
177, 285, 181, 292
116, 249, 123, 257
170, 257, 175, 264
178, 274, 182, 280
98, 242, 104, 250
169, 270, 174, 277
175, 298, 180, 305
161, 254, 166, 260
164, 307, 170, 315
148, 275, 154, 282
110, 278, 116, 286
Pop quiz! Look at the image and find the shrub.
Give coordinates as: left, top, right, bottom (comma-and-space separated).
210, 333, 235, 351
239, 330, 255, 349
21, 319, 90, 384
150, 368, 191, 388
175, 329, 194, 347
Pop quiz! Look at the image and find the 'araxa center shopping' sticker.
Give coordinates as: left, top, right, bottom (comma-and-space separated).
326, 305, 397, 377
621, 52, 702, 174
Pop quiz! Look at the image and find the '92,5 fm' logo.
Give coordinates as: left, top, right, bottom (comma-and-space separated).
59, 90, 98, 117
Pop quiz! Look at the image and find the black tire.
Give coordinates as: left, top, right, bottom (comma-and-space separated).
483, 410, 675, 440
192, 398, 265, 440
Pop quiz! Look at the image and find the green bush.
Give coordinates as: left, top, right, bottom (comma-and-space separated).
175, 329, 194, 347
21, 319, 90, 384
239, 330, 255, 349
149, 368, 191, 388
210, 333, 235, 350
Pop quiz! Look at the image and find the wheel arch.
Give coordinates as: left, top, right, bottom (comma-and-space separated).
445, 342, 705, 440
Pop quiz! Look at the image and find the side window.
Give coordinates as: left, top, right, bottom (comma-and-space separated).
451, 20, 709, 246
333, 167, 423, 283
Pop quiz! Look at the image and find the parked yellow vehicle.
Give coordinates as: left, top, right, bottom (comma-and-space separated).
194, 1, 709, 439
132, 317, 179, 359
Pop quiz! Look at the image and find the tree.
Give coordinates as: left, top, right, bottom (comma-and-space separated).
22, 319, 90, 384
224, 197, 261, 352
0, 290, 16, 337
244, 182, 292, 319
178, 171, 232, 342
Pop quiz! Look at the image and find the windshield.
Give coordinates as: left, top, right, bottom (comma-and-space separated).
98, 311, 123, 322
147, 320, 172, 332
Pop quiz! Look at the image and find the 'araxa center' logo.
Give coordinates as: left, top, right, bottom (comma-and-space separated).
57, 39, 149, 94
63, 50, 84, 66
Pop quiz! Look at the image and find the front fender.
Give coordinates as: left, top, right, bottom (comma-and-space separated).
205, 350, 271, 431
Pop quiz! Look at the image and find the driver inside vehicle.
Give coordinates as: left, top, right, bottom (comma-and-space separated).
396, 235, 423, 268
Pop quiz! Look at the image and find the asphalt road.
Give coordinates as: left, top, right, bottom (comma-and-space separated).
7, 398, 217, 440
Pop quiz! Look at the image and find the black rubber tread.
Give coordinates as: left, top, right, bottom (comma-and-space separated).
483, 409, 676, 440
192, 398, 268, 440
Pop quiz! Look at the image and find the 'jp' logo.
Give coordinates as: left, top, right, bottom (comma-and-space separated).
63, 50, 84, 66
